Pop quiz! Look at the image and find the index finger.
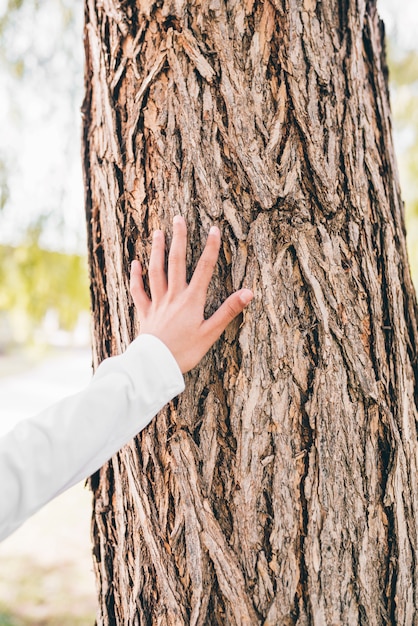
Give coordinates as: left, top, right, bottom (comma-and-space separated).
189, 226, 221, 298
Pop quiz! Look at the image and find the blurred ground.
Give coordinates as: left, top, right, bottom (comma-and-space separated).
0, 348, 97, 625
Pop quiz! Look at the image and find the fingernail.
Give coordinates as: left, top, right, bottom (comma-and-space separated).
153, 229, 163, 239
239, 289, 253, 305
173, 215, 184, 224
209, 226, 220, 236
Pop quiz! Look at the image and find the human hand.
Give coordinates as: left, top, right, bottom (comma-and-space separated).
130, 215, 253, 373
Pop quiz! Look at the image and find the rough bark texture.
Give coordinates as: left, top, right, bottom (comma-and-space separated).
82, 1, 418, 624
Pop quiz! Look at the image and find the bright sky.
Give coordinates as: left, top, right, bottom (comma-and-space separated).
379, 0, 418, 50
0, 0, 415, 254
0, 0, 84, 253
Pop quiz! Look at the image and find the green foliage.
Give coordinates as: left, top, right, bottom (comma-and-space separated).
389, 47, 418, 88
0, 611, 23, 626
0, 161, 9, 210
0, 231, 90, 347
389, 49, 418, 140
0, 0, 25, 38
386, 44, 418, 287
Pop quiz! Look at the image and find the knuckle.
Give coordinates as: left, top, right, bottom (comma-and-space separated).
129, 276, 141, 295
148, 264, 161, 276
200, 256, 216, 273
169, 251, 182, 264
225, 299, 239, 319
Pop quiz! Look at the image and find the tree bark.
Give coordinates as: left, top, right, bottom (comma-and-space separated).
82, 0, 418, 624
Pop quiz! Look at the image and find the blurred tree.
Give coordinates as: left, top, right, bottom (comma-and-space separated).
84, 1, 418, 624
0, 230, 89, 347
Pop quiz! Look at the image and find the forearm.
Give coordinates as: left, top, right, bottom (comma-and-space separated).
0, 334, 184, 541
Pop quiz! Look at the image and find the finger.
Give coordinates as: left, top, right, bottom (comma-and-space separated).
130, 260, 151, 314
168, 215, 187, 294
202, 288, 253, 346
189, 226, 221, 300
148, 229, 167, 302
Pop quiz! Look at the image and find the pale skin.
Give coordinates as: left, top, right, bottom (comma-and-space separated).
130, 215, 254, 373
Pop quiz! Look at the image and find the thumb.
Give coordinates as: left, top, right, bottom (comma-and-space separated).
203, 288, 253, 344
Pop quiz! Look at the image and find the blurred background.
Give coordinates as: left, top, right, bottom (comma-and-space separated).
0, 0, 417, 624
0, 1, 95, 624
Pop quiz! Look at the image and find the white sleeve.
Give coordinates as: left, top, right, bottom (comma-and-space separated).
0, 334, 185, 541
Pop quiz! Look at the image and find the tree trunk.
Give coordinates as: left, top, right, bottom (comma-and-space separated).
82, 0, 418, 623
